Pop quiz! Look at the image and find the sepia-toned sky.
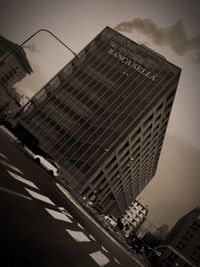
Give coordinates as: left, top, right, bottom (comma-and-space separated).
0, 0, 199, 228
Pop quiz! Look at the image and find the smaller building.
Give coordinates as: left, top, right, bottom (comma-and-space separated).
104, 215, 117, 227
0, 35, 32, 87
0, 82, 22, 120
121, 199, 148, 236
158, 207, 200, 267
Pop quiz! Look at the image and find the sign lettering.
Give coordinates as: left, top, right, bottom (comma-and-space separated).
107, 48, 157, 82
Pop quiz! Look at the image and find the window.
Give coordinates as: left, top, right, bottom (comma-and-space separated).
131, 128, 141, 141
105, 156, 117, 170
131, 137, 141, 149
168, 251, 178, 263
176, 241, 186, 251
156, 102, 163, 112
144, 124, 152, 136
118, 142, 129, 156
190, 250, 199, 263
143, 113, 153, 127
82, 186, 90, 196
190, 221, 200, 231
166, 89, 176, 102
142, 133, 151, 144
183, 231, 193, 242
91, 171, 103, 186
155, 114, 161, 123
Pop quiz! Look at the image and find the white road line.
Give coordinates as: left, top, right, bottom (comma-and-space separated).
101, 246, 109, 253
56, 183, 145, 267
89, 251, 110, 267
0, 186, 32, 201
25, 188, 55, 205
0, 153, 8, 159
114, 257, 121, 264
77, 223, 84, 230
8, 171, 39, 189
2, 161, 23, 174
66, 229, 90, 242
58, 207, 73, 218
45, 208, 72, 223
89, 234, 96, 241
58, 207, 66, 211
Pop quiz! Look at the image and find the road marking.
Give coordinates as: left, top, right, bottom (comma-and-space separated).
66, 230, 90, 242
77, 223, 84, 230
58, 207, 73, 218
0, 153, 8, 159
89, 251, 110, 267
8, 171, 39, 189
56, 183, 145, 267
45, 208, 72, 223
101, 246, 108, 253
114, 257, 121, 264
89, 234, 96, 241
25, 188, 55, 205
2, 161, 23, 174
0, 186, 32, 201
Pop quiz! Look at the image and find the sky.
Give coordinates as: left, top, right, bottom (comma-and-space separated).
0, 0, 200, 228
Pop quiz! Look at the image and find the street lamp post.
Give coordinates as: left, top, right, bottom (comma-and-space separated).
20, 28, 79, 58
6, 28, 79, 122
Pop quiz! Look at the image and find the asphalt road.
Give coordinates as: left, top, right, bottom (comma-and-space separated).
0, 128, 148, 267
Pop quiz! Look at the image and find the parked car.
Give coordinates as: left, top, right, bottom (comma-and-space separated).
104, 215, 117, 227
144, 245, 162, 266
33, 155, 59, 177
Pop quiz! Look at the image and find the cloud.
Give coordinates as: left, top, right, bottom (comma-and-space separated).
23, 43, 40, 53
114, 18, 200, 63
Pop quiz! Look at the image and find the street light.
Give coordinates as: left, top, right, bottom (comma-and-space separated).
20, 28, 79, 58
6, 28, 79, 121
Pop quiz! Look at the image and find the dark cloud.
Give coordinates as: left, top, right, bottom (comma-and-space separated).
114, 18, 200, 63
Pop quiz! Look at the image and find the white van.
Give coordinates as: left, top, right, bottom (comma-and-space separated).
34, 155, 59, 177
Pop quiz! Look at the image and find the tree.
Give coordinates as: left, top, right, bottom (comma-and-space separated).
116, 218, 124, 230
155, 224, 169, 240
142, 232, 161, 248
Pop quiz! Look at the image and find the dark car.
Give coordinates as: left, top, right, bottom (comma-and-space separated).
131, 236, 144, 253
125, 233, 144, 253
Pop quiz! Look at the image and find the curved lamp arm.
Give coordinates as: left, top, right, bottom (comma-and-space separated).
20, 28, 79, 58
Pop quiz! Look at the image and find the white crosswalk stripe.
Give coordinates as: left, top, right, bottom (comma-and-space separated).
89, 234, 96, 241
0, 186, 32, 201
25, 188, 55, 205
0, 153, 8, 159
114, 257, 121, 264
77, 223, 84, 230
89, 251, 110, 266
45, 208, 72, 223
2, 161, 23, 174
8, 171, 39, 189
101, 246, 109, 253
66, 229, 90, 242
58, 207, 73, 218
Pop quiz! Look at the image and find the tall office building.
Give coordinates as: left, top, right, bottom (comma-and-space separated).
15, 27, 181, 217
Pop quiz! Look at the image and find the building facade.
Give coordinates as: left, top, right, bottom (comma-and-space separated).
0, 35, 32, 87
15, 27, 181, 217
121, 199, 148, 236
158, 207, 200, 267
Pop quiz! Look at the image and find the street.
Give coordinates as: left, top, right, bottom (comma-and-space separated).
0, 128, 148, 267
